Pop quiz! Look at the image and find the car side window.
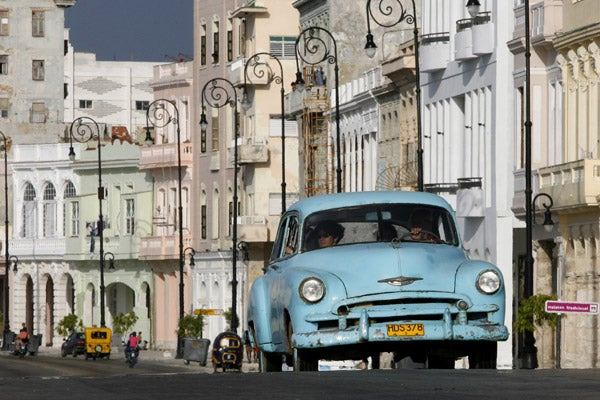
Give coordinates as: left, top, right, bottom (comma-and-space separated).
270, 214, 299, 260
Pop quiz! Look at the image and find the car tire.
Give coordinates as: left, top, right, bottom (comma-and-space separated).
468, 341, 497, 369
61, 348, 67, 358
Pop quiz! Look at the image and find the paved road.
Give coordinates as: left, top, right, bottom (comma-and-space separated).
1, 348, 600, 399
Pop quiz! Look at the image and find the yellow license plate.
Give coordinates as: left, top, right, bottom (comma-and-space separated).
387, 323, 424, 337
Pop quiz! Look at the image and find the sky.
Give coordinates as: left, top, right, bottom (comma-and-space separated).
65, 0, 194, 62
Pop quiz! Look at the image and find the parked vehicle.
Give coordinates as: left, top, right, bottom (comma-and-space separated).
84, 326, 111, 360
61, 332, 85, 358
247, 191, 509, 372
211, 331, 243, 372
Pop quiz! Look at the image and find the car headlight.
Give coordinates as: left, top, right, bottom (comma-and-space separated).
477, 270, 501, 294
299, 277, 325, 303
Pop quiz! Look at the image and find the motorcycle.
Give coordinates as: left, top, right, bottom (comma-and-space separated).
125, 346, 139, 368
15, 342, 28, 359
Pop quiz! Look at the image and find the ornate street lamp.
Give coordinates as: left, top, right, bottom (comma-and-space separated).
364, 0, 423, 191
145, 98, 187, 357
68, 117, 108, 327
294, 26, 342, 194
533, 193, 554, 232
199, 78, 240, 333
242, 52, 287, 213
184, 247, 195, 268
0, 131, 12, 347
104, 251, 115, 270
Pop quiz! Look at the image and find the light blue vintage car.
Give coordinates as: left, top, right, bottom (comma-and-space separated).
247, 191, 508, 371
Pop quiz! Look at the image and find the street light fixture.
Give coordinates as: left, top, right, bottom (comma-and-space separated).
199, 78, 240, 333
145, 98, 187, 357
533, 193, 554, 233
466, 0, 482, 18
9, 255, 17, 272
104, 252, 115, 270
184, 247, 195, 268
242, 52, 287, 213
68, 117, 108, 327
364, 0, 424, 191
294, 26, 342, 194
1, 131, 12, 347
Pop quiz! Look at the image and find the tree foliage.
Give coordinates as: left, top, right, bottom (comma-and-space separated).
177, 314, 204, 338
56, 314, 84, 336
514, 294, 560, 333
112, 311, 138, 335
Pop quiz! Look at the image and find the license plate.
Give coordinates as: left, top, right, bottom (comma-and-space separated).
387, 323, 424, 337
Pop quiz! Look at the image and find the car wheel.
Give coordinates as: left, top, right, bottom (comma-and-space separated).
468, 341, 497, 369
293, 348, 318, 372
72, 348, 78, 358
61, 348, 67, 358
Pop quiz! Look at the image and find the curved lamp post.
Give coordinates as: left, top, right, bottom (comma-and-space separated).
242, 52, 287, 213
184, 247, 195, 268
532, 193, 554, 232
145, 99, 187, 357
199, 78, 240, 333
68, 117, 108, 327
1, 131, 11, 344
364, 0, 423, 191
294, 26, 342, 194
104, 251, 115, 270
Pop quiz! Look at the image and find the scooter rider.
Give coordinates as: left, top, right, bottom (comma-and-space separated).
124, 332, 139, 358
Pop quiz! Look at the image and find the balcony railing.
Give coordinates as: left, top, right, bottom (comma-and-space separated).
237, 215, 268, 243
420, 32, 450, 72
139, 142, 193, 169
10, 238, 66, 258
236, 137, 269, 165
139, 234, 193, 260
456, 177, 484, 218
538, 159, 600, 210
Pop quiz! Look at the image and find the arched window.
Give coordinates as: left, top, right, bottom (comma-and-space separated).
64, 181, 78, 236
43, 182, 57, 237
22, 182, 36, 238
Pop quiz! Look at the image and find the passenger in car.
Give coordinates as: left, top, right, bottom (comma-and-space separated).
316, 220, 345, 248
409, 209, 441, 243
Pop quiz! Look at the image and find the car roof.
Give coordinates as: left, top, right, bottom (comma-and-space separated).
286, 191, 454, 219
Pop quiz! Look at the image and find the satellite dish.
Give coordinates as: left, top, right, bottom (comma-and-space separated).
375, 164, 418, 191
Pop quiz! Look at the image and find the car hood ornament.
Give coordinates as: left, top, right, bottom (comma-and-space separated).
378, 276, 423, 286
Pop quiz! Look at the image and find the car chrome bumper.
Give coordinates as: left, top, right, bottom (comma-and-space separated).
292, 308, 509, 349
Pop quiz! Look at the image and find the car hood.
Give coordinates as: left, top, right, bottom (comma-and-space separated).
294, 243, 466, 298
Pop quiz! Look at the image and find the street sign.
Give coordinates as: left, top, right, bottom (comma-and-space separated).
545, 300, 599, 315
194, 308, 224, 316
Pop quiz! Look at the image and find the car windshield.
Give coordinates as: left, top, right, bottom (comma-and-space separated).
302, 203, 459, 252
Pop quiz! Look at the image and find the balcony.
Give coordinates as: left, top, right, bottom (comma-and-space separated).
456, 178, 484, 218
237, 216, 268, 243
235, 137, 269, 165
531, 1, 563, 47
139, 142, 193, 169
538, 159, 600, 211
10, 238, 66, 258
139, 234, 193, 260
455, 19, 475, 61
472, 12, 494, 55
420, 33, 450, 73
228, 58, 269, 88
